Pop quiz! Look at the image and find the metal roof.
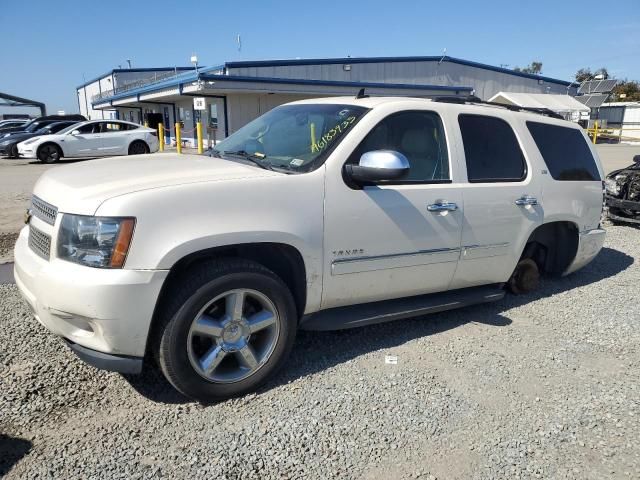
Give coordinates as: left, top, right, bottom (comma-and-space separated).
225, 55, 575, 87
76, 67, 197, 90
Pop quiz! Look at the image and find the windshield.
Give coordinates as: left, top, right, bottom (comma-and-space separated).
212, 104, 368, 172
24, 122, 43, 133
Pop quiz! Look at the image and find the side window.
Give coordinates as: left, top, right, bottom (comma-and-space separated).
76, 123, 97, 134
458, 114, 526, 182
348, 111, 450, 181
526, 122, 600, 181
102, 122, 124, 133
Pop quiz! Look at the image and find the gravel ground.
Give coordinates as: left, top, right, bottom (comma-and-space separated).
1, 223, 639, 479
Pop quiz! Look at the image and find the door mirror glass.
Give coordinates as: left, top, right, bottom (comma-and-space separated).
345, 150, 410, 184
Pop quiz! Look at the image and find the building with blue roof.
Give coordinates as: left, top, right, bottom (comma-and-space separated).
77, 56, 576, 147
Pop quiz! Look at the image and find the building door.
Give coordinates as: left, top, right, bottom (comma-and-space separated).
163, 107, 170, 145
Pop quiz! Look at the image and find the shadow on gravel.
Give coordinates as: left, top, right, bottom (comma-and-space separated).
122, 366, 190, 405
0, 434, 32, 476
263, 246, 633, 393
123, 247, 633, 404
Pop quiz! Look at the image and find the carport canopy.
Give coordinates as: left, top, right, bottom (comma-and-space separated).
488, 92, 590, 114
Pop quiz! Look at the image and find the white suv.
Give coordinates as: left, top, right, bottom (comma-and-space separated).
14, 96, 605, 402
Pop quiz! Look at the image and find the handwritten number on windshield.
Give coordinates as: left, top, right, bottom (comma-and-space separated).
311, 116, 356, 153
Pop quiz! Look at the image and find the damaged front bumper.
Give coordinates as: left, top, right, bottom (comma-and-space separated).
606, 195, 640, 224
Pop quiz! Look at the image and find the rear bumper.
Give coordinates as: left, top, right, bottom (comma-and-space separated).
13, 226, 169, 359
564, 228, 606, 275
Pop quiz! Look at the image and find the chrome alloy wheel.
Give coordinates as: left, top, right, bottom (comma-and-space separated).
187, 289, 280, 383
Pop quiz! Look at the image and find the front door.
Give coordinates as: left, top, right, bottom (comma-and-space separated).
449, 111, 543, 289
62, 122, 103, 157
322, 109, 464, 309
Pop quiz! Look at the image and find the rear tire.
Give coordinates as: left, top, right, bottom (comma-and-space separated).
128, 141, 149, 155
154, 258, 297, 403
507, 258, 540, 294
37, 144, 62, 163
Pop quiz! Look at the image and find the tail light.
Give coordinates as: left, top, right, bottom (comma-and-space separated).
150, 131, 158, 137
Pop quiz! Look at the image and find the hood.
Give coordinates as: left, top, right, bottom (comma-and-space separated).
0, 131, 37, 144
33, 154, 279, 215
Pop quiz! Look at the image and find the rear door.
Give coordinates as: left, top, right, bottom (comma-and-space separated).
98, 122, 130, 155
449, 111, 543, 289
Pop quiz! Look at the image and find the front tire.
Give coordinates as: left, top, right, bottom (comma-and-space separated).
37, 143, 62, 163
9, 144, 18, 158
155, 258, 297, 403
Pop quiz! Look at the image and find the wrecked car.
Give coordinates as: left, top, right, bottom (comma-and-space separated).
605, 155, 640, 225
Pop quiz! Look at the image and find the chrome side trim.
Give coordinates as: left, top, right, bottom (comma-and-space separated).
461, 243, 510, 260
331, 247, 461, 276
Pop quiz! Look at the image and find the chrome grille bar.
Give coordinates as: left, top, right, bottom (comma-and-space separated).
31, 195, 58, 225
28, 224, 51, 260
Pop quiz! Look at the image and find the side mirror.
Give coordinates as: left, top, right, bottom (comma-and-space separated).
633, 155, 640, 164
70, 130, 80, 136
344, 150, 410, 184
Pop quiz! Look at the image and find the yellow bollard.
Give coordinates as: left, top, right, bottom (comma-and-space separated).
196, 121, 203, 154
593, 121, 599, 145
144, 121, 149, 128
158, 123, 164, 152
176, 122, 182, 154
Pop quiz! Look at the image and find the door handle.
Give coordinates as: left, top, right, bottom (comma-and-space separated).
427, 201, 458, 212
515, 195, 538, 206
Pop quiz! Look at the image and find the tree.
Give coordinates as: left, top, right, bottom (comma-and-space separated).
612, 80, 640, 102
514, 61, 543, 75
575, 68, 593, 83
575, 67, 610, 82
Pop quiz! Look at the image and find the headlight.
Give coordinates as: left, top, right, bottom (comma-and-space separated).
605, 177, 620, 195
57, 215, 135, 268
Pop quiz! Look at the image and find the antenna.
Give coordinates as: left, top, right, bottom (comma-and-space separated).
438, 48, 447, 64
126, 59, 132, 69
355, 88, 369, 99
237, 34, 242, 53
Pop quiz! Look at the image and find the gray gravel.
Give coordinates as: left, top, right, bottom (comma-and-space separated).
1, 223, 639, 479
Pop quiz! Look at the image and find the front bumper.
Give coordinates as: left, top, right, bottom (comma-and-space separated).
563, 227, 606, 275
17, 144, 36, 158
13, 226, 169, 363
605, 195, 640, 223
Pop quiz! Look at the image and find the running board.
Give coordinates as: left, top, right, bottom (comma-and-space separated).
300, 284, 505, 331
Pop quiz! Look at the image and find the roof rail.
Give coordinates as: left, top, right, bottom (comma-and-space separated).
432, 95, 564, 120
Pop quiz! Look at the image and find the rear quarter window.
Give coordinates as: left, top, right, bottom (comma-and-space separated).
526, 122, 600, 181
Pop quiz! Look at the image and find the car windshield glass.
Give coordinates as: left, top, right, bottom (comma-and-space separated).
24, 122, 42, 133
211, 104, 368, 172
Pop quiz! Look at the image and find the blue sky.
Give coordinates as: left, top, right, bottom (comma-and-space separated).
1, 0, 639, 114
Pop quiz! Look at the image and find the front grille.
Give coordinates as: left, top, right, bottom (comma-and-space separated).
31, 195, 58, 225
28, 224, 51, 260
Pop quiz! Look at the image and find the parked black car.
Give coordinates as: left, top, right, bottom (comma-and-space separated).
0, 121, 81, 158
0, 114, 86, 136
605, 155, 640, 225
0, 119, 29, 131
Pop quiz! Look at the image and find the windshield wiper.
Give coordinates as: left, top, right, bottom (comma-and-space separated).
219, 150, 274, 171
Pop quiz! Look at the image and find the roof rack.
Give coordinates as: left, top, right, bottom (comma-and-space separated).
432, 95, 564, 120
